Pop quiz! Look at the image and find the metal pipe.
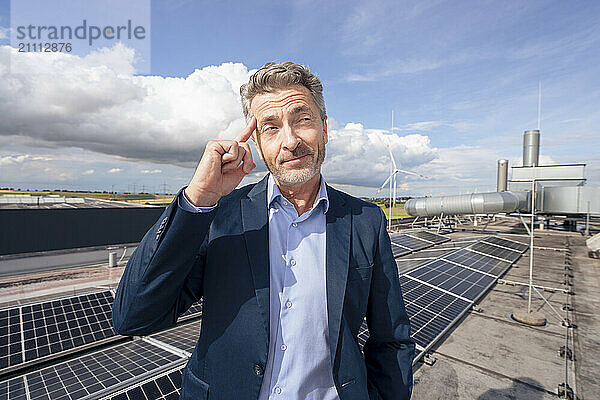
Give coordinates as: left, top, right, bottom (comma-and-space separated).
528, 180, 535, 313
405, 191, 529, 217
523, 129, 540, 167
497, 159, 508, 192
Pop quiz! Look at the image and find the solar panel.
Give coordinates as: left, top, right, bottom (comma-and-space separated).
20, 291, 117, 364
391, 234, 431, 251
23, 340, 184, 400
0, 308, 22, 370
443, 249, 510, 276
405, 230, 450, 245
400, 276, 471, 348
470, 242, 522, 263
483, 236, 529, 253
391, 243, 412, 257
102, 366, 183, 400
151, 320, 201, 354
0, 377, 27, 400
179, 301, 203, 321
406, 260, 496, 301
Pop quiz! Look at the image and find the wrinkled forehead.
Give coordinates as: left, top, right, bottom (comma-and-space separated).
250, 85, 317, 122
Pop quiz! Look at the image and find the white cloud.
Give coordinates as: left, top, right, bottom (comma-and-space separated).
82, 169, 95, 175
0, 154, 52, 166
108, 168, 122, 173
0, 44, 252, 167
323, 122, 437, 187
0, 44, 439, 190
0, 27, 8, 40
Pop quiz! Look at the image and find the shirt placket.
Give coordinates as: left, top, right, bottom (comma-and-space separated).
270, 199, 298, 397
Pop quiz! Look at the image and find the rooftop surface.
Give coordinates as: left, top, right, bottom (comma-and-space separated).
0, 218, 597, 399
0, 194, 159, 209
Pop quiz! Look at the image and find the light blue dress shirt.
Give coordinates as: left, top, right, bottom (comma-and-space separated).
178, 174, 339, 400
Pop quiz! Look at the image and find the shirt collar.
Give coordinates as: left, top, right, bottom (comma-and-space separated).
267, 173, 330, 214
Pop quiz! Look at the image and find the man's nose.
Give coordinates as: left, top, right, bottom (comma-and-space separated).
281, 123, 301, 152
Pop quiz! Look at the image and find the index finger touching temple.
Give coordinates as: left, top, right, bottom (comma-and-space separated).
235, 116, 257, 143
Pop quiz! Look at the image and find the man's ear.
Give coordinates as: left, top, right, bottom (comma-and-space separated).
323, 116, 328, 144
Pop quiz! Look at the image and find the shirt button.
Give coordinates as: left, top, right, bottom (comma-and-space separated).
283, 201, 289, 206
290, 259, 296, 266
292, 222, 297, 228
253, 364, 264, 376
274, 387, 282, 394
280, 344, 287, 351
285, 301, 292, 308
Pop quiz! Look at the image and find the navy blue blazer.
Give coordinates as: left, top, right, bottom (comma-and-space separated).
112, 175, 414, 400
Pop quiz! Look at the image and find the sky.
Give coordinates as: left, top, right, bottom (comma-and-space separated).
0, 0, 599, 197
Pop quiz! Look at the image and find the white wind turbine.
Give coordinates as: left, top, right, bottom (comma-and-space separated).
377, 111, 429, 229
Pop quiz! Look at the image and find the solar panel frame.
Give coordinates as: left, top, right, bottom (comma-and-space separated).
443, 249, 511, 276
482, 236, 529, 253
0, 377, 27, 400
1, 290, 121, 375
0, 308, 22, 371
179, 301, 203, 322
404, 230, 451, 245
391, 234, 432, 251
101, 365, 184, 400
150, 320, 201, 354
23, 340, 185, 400
470, 242, 523, 263
21, 291, 117, 363
406, 260, 496, 301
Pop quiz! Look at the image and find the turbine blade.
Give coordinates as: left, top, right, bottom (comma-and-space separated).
376, 174, 393, 193
396, 169, 429, 179
386, 138, 398, 170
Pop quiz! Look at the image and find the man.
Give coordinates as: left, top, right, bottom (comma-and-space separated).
112, 62, 414, 400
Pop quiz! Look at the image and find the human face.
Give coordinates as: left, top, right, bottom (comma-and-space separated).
250, 85, 327, 187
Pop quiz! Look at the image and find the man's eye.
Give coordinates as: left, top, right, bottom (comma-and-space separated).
263, 126, 277, 133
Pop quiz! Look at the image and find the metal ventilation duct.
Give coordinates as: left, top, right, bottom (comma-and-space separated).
523, 130, 540, 167
497, 159, 508, 192
405, 191, 529, 217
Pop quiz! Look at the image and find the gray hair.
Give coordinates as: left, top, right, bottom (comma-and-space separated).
240, 62, 326, 122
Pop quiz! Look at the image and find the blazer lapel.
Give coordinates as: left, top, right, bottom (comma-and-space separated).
325, 185, 351, 366
241, 175, 271, 341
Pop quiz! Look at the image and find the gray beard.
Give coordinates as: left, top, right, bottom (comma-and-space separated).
263, 136, 326, 187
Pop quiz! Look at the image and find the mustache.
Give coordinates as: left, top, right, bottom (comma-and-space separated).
279, 143, 314, 162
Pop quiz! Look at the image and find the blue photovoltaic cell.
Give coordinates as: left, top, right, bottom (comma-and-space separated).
180, 301, 203, 320
483, 236, 529, 253
406, 230, 450, 245
0, 377, 27, 400
401, 276, 470, 348
0, 308, 22, 370
470, 242, 522, 263
391, 234, 431, 251
105, 367, 183, 400
443, 249, 510, 276
21, 291, 116, 363
406, 260, 496, 301
24, 340, 183, 400
391, 243, 412, 257
151, 320, 201, 354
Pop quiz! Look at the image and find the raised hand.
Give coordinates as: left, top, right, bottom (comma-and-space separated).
184, 117, 257, 207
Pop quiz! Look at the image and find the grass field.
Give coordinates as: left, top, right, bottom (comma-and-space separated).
373, 202, 410, 219
2, 189, 411, 215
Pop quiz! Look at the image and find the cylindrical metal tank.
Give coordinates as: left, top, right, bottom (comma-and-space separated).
497, 159, 508, 192
405, 191, 529, 217
523, 130, 540, 167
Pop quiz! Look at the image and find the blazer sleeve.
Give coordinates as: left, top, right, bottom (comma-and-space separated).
363, 208, 415, 400
112, 187, 216, 336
